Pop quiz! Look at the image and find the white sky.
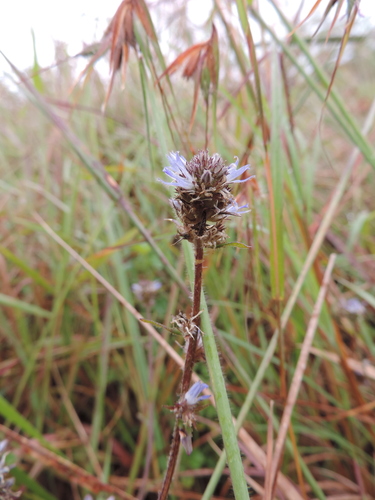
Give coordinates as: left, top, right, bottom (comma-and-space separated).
1, 0, 375, 79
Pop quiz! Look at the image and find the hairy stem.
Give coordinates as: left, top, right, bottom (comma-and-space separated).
158, 238, 203, 499
183, 240, 250, 500
181, 238, 203, 393
157, 420, 181, 500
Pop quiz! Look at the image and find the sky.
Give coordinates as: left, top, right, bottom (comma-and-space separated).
1, 0, 375, 80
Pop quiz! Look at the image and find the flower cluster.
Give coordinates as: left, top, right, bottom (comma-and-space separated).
131, 279, 162, 308
169, 382, 210, 455
172, 312, 205, 362
160, 150, 251, 247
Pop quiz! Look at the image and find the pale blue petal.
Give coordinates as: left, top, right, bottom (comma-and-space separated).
185, 381, 210, 405
226, 164, 250, 182
166, 152, 189, 177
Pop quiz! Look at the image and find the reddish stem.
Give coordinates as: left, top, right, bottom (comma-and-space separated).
157, 239, 204, 500
157, 421, 181, 500
181, 239, 203, 393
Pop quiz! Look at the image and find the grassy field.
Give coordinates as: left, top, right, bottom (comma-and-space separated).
1, 1, 375, 499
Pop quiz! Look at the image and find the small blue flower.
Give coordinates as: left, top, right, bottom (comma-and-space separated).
225, 200, 251, 216
184, 381, 210, 405
160, 152, 195, 191
210, 200, 250, 222
340, 297, 366, 315
226, 157, 252, 184
159, 152, 252, 191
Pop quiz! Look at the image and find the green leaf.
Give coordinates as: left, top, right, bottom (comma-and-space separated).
0, 294, 52, 318
217, 241, 250, 249
0, 245, 54, 293
0, 395, 45, 439
140, 318, 177, 334
31, 30, 44, 93
11, 467, 58, 500
269, 51, 285, 300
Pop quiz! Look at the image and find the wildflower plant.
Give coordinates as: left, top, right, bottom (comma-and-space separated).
161, 151, 251, 248
158, 150, 252, 500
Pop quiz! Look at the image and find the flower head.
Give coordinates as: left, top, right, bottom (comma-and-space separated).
160, 150, 252, 247
160, 151, 250, 194
131, 280, 162, 307
340, 297, 366, 315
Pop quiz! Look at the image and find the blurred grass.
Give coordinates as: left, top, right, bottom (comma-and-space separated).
1, 1, 375, 499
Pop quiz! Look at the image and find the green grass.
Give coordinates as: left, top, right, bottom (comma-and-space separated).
1, 1, 375, 499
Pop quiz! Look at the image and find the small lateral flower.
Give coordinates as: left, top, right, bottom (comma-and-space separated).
160, 150, 252, 247
167, 381, 210, 431
183, 382, 210, 405
179, 381, 210, 428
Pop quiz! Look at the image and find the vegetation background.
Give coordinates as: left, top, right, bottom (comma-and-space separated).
1, 0, 375, 499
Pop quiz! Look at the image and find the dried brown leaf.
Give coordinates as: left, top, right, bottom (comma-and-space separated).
77, 0, 157, 109
313, 0, 345, 38
324, 2, 359, 103
159, 25, 219, 134
159, 44, 206, 80
183, 47, 205, 79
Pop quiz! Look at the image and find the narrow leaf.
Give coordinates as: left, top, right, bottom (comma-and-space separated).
0, 293, 52, 318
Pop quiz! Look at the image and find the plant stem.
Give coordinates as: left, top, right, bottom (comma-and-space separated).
181, 238, 203, 393
157, 420, 181, 500
158, 239, 204, 499
183, 240, 250, 500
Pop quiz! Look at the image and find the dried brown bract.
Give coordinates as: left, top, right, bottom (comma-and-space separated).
172, 312, 205, 362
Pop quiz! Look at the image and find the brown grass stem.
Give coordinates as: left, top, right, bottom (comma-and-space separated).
269, 253, 337, 493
